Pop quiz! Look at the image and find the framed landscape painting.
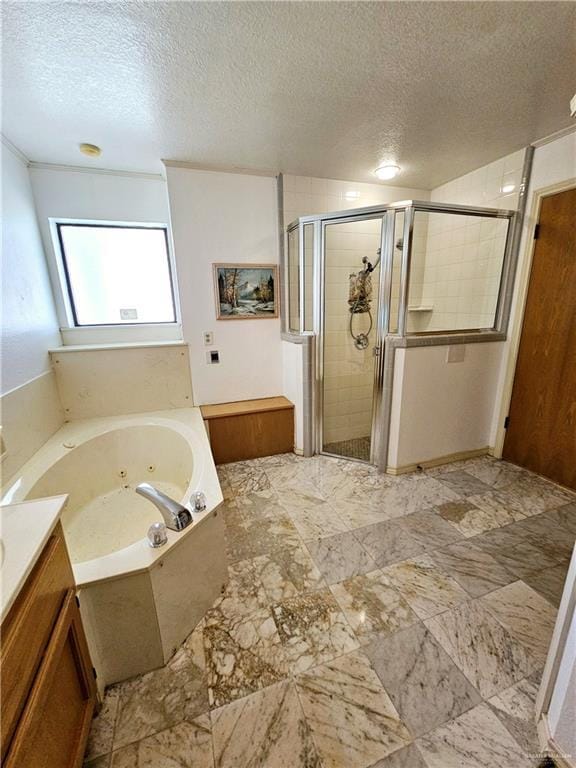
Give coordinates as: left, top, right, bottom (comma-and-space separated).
213, 263, 279, 320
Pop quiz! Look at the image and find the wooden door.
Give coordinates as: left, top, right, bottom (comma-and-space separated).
503, 187, 576, 490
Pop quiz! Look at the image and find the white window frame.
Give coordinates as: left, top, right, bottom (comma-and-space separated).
48, 217, 183, 346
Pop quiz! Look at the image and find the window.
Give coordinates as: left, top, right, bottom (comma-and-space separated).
55, 223, 177, 326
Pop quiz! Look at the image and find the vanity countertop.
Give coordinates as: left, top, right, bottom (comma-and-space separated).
0, 495, 68, 622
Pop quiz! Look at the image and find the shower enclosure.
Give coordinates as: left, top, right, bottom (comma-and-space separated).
284, 199, 518, 467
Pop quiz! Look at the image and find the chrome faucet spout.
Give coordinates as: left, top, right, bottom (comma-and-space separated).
135, 483, 192, 532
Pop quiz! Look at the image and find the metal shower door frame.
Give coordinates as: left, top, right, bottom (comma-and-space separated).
314, 210, 394, 464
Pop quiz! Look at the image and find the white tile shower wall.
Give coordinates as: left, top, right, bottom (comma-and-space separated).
282, 175, 428, 444
323, 217, 381, 444
417, 149, 525, 332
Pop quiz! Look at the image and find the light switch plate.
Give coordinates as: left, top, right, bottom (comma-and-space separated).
203, 331, 214, 346
446, 345, 466, 363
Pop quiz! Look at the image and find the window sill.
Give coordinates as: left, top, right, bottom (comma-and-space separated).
49, 340, 187, 354
59, 323, 183, 347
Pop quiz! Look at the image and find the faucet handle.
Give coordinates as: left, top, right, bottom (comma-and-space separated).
192, 491, 207, 512
147, 522, 168, 548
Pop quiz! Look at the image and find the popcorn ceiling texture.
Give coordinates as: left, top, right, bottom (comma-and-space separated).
3, 3, 574, 184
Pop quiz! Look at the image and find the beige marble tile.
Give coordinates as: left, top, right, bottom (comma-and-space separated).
429, 541, 515, 597
435, 470, 494, 497
425, 599, 536, 698
296, 650, 412, 768
486, 675, 541, 755
382, 555, 469, 620
223, 499, 301, 563
211, 557, 269, 620
330, 570, 417, 643
397, 510, 464, 551
266, 456, 345, 500
495, 476, 574, 517
252, 545, 326, 603
333, 475, 461, 521
110, 715, 213, 768
521, 561, 570, 608
211, 680, 322, 768
113, 623, 208, 749
85, 687, 119, 761
306, 530, 376, 585
368, 743, 427, 768
416, 703, 529, 768
436, 493, 526, 537
224, 461, 271, 496
234, 488, 286, 519
471, 526, 563, 580
203, 606, 289, 708
364, 622, 481, 738
277, 488, 349, 539
460, 457, 530, 490
546, 501, 576, 535
481, 581, 558, 665
512, 513, 575, 561
272, 588, 359, 673
353, 520, 425, 568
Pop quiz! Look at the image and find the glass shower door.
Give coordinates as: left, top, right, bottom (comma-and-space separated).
321, 216, 384, 462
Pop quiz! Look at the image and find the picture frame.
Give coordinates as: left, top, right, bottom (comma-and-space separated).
213, 263, 279, 320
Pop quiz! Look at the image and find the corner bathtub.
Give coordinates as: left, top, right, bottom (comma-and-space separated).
1, 408, 228, 687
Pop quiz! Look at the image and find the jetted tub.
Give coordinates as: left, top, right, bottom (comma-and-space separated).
1, 408, 228, 687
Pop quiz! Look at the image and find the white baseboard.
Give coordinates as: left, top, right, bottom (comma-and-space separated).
386, 447, 490, 475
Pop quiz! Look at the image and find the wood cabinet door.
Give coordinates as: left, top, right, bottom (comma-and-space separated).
5, 590, 97, 768
503, 186, 576, 489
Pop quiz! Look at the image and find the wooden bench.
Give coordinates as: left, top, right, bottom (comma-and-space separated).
200, 396, 294, 464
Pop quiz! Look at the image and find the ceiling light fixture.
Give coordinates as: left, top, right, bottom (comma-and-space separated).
79, 143, 101, 157
374, 164, 400, 181
501, 183, 516, 194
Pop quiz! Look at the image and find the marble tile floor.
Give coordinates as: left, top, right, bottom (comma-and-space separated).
84, 453, 576, 767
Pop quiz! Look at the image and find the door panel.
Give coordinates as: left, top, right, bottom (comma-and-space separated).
322, 217, 383, 462
503, 187, 576, 489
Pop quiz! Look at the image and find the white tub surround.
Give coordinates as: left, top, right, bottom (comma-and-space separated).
2, 408, 228, 686
0, 495, 67, 622
49, 342, 193, 420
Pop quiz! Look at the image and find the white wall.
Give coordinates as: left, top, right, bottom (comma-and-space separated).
1, 145, 61, 394
387, 343, 502, 469
166, 167, 282, 405
29, 166, 173, 333
1, 142, 64, 483
492, 130, 576, 451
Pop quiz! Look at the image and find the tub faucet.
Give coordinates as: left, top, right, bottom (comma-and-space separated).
135, 483, 193, 532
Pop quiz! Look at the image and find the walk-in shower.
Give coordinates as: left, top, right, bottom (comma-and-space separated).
284, 198, 520, 467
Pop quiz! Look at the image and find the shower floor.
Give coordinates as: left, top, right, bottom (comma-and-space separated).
324, 435, 371, 461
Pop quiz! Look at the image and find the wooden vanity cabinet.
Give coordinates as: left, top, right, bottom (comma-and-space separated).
0, 522, 97, 767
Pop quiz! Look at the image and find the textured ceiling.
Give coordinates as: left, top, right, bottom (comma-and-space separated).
2, 1, 575, 188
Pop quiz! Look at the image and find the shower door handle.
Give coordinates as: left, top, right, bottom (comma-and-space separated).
373, 346, 381, 357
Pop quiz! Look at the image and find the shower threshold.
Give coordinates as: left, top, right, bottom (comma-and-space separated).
323, 436, 371, 462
